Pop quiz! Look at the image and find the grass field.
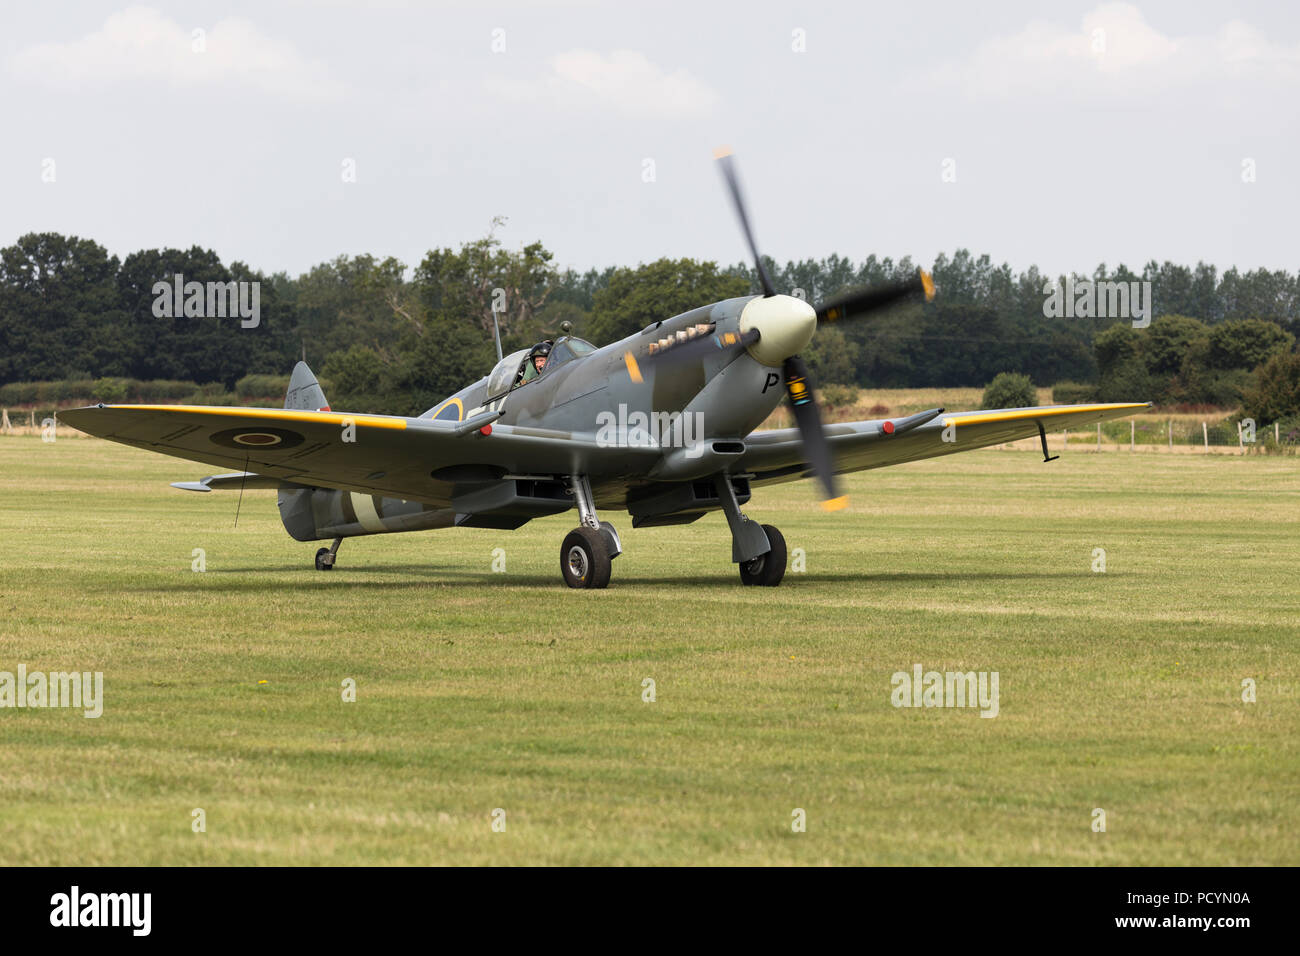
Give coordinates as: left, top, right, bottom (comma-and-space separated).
1, 435, 1297, 865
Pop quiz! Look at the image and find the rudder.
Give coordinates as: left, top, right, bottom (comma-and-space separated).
285, 361, 329, 411
279, 361, 328, 540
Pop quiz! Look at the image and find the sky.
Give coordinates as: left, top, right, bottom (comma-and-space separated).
2, 1, 1298, 280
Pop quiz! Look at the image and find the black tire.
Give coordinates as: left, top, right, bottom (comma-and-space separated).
561, 526, 612, 589
738, 524, 786, 587
314, 547, 334, 571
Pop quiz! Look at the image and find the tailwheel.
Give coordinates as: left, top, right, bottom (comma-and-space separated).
561, 527, 612, 589
314, 537, 342, 571
739, 524, 786, 587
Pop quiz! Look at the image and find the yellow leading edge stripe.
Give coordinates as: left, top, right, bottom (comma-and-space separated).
821, 495, 849, 512
104, 404, 408, 430
941, 403, 1148, 427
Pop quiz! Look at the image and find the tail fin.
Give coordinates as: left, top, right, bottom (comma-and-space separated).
285, 361, 329, 411
279, 361, 326, 540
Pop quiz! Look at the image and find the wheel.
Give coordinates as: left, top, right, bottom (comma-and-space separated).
561, 527, 612, 589
314, 547, 334, 571
738, 524, 786, 587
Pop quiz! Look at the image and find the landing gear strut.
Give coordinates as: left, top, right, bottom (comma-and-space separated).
314, 537, 342, 571
561, 476, 618, 589
715, 474, 786, 587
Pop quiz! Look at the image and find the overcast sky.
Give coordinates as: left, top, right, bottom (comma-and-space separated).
2, 1, 1297, 280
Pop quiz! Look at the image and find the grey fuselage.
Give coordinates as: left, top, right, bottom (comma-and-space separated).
429, 295, 786, 480
278, 295, 789, 541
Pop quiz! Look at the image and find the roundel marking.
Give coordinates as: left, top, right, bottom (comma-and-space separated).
432, 398, 464, 422
234, 432, 281, 446
210, 426, 306, 450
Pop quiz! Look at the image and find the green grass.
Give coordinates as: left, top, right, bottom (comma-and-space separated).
1, 436, 1297, 865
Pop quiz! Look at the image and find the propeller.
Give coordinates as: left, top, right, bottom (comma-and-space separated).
714, 147, 776, 297
642, 148, 938, 510
647, 267, 934, 371
817, 270, 935, 324
781, 353, 846, 509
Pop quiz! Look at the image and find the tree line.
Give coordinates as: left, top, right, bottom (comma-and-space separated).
1, 230, 1297, 418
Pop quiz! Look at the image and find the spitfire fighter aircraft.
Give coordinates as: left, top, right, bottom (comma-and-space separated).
61, 152, 1148, 588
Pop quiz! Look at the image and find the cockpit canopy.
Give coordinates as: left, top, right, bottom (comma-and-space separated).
486, 337, 597, 395
487, 348, 531, 396
543, 336, 596, 371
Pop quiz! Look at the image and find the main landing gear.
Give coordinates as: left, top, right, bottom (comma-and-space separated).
561, 476, 621, 589
738, 524, 786, 587
716, 474, 786, 587
557, 473, 787, 589
314, 537, 343, 571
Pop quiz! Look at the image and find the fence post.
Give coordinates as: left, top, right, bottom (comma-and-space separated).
1130, 419, 1135, 451
1237, 420, 1243, 450
1062, 429, 1067, 453
1203, 421, 1208, 451
1096, 422, 1101, 451
1277, 422, 1281, 444
1168, 419, 1172, 450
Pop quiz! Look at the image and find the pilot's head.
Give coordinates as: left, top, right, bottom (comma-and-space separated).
529, 341, 552, 374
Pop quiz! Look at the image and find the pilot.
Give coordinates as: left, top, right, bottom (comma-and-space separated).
521, 341, 552, 383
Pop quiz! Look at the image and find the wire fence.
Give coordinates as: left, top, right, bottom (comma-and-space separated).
1063, 418, 1297, 453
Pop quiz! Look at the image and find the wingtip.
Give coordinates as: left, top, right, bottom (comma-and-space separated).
712, 145, 733, 160
821, 495, 849, 512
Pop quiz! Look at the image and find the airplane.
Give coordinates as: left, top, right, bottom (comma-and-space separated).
59, 151, 1150, 589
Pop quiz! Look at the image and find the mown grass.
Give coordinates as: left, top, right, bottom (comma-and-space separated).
0, 436, 1296, 865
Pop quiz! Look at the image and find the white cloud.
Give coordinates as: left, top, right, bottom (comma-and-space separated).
927, 3, 1300, 100
489, 49, 720, 118
9, 6, 342, 101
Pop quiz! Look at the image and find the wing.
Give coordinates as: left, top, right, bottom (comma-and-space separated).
58, 404, 654, 507
738, 402, 1151, 485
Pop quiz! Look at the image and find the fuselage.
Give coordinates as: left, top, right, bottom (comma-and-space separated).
418, 294, 807, 482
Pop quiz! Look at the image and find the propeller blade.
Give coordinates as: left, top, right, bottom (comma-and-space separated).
714, 147, 776, 297
816, 268, 935, 324
782, 354, 845, 510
